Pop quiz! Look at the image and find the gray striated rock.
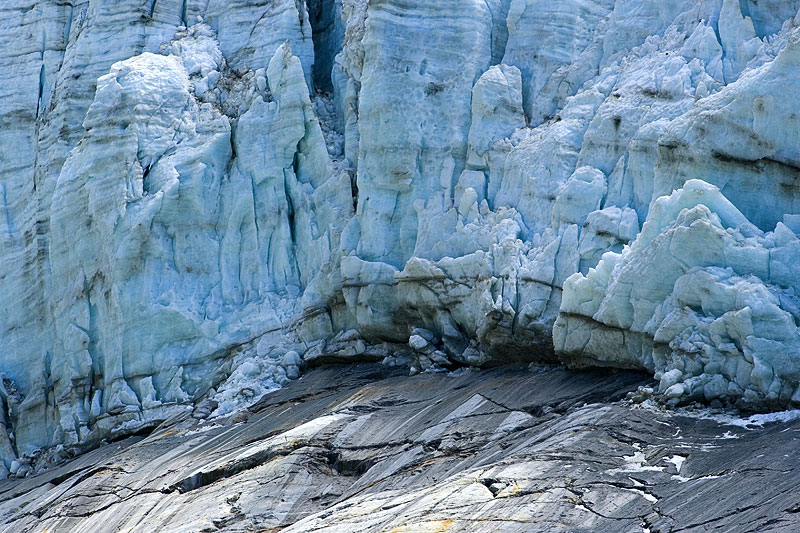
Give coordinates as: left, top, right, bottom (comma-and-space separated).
2, 363, 800, 532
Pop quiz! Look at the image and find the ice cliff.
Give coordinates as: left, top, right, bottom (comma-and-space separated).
3, 0, 800, 476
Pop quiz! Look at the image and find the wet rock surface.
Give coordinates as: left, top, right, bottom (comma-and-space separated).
2, 364, 799, 532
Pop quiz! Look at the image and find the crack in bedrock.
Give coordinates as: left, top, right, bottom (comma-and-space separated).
171, 438, 314, 493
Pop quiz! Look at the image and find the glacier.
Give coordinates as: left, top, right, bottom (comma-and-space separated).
3, 0, 800, 477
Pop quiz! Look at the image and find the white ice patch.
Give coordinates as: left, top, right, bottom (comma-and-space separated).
608, 445, 665, 475
665, 455, 686, 473
684, 408, 800, 429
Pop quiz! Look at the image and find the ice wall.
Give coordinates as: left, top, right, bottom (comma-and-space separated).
3, 0, 800, 475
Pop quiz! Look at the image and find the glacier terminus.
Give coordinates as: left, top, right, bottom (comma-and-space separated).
2, 0, 800, 497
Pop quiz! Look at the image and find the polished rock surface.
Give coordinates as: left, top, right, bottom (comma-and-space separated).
3, 363, 800, 532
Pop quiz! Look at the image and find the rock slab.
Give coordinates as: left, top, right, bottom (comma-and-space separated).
2, 364, 800, 532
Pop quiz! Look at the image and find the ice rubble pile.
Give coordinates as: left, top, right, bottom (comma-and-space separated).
3, 0, 800, 474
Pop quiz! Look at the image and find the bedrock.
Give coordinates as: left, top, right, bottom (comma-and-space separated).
8, 364, 800, 533
3, 0, 800, 473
